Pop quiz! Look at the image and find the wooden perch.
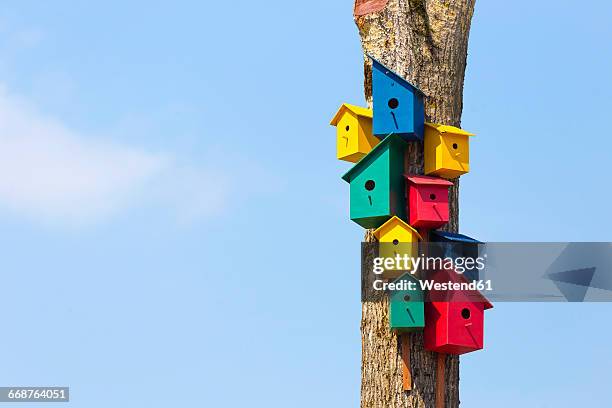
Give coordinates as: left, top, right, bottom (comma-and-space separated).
401, 335, 412, 391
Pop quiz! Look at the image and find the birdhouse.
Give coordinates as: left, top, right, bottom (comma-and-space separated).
405, 175, 453, 229
424, 268, 493, 355
389, 273, 425, 332
424, 123, 475, 179
373, 216, 422, 279
342, 134, 407, 229
430, 231, 483, 282
330, 104, 380, 163
369, 56, 425, 141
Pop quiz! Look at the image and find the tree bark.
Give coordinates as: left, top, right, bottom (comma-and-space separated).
355, 1, 476, 407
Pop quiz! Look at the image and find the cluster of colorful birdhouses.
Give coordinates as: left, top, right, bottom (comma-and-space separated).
330, 56, 492, 357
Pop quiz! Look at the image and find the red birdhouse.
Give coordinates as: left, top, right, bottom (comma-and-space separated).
404, 175, 453, 229
424, 268, 493, 355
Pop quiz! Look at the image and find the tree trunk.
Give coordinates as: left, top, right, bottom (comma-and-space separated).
355, 1, 476, 407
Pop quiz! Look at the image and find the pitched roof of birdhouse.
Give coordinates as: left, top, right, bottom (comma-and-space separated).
404, 175, 453, 187
389, 272, 422, 296
342, 133, 406, 183
431, 230, 482, 244
427, 267, 493, 309
425, 123, 475, 136
330, 103, 373, 126
368, 55, 425, 96
393, 272, 420, 284
373, 216, 423, 241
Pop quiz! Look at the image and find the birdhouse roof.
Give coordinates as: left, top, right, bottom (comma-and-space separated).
342, 134, 406, 183
368, 55, 425, 96
373, 216, 423, 241
425, 123, 475, 136
404, 175, 453, 187
390, 272, 422, 294
431, 230, 481, 244
393, 272, 420, 284
330, 103, 373, 126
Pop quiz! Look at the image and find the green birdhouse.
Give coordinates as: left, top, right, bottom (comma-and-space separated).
341, 134, 407, 229
389, 273, 425, 332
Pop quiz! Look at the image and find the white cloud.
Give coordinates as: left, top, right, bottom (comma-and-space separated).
0, 85, 279, 227
0, 86, 167, 225
148, 148, 283, 225
12, 27, 43, 48
151, 164, 231, 224
0, 85, 249, 227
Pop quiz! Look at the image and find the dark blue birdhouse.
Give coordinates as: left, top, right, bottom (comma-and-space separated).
370, 56, 425, 141
430, 231, 483, 282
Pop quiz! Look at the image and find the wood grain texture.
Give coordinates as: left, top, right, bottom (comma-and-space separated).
356, 0, 475, 406
436, 353, 446, 408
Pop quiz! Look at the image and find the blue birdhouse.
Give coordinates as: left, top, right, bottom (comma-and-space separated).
430, 231, 483, 282
369, 56, 425, 141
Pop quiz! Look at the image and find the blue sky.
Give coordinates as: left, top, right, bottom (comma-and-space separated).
0, 1, 610, 407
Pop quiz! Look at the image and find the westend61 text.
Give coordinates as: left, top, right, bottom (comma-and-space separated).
373, 279, 493, 292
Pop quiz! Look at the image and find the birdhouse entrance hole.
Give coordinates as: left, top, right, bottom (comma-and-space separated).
365, 180, 376, 191
388, 98, 399, 109
461, 308, 471, 319
452, 143, 458, 149
430, 193, 437, 200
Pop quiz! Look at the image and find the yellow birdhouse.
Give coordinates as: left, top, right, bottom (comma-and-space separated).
424, 123, 475, 179
330, 103, 380, 163
373, 216, 422, 279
